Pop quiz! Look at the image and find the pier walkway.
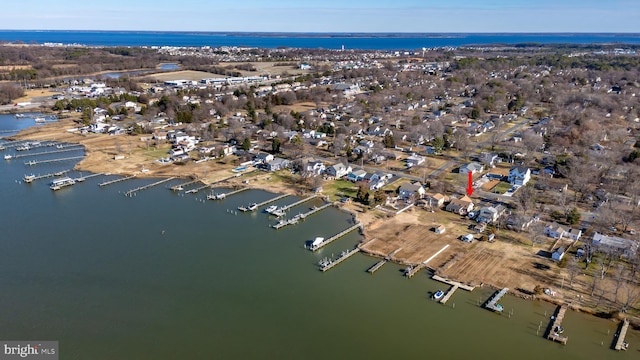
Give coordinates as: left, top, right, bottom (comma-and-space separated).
439, 285, 459, 304
74, 173, 103, 182
485, 288, 509, 312
99, 174, 136, 187
24, 156, 84, 166
545, 304, 568, 344
207, 187, 248, 200
124, 177, 176, 197
366, 247, 403, 274
10, 146, 83, 159
613, 318, 630, 351
170, 179, 202, 191
431, 275, 475, 291
23, 170, 70, 183
278, 195, 317, 212
254, 194, 290, 208
319, 248, 360, 272
308, 223, 362, 251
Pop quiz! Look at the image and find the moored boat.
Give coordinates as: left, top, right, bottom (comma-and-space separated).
4, 154, 12, 160
50, 177, 76, 190
433, 290, 444, 300
23, 174, 36, 183
265, 205, 278, 213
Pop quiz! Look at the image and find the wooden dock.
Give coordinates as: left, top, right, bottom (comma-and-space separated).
124, 177, 176, 197
170, 179, 202, 191
613, 318, 630, 351
309, 223, 362, 251
278, 195, 317, 212
74, 173, 103, 182
404, 264, 426, 278
10, 146, 83, 159
254, 194, 290, 208
319, 248, 360, 272
431, 275, 475, 291
545, 304, 568, 344
208, 187, 248, 200
23, 170, 70, 183
439, 285, 459, 304
484, 288, 509, 312
367, 260, 387, 274
24, 156, 84, 166
99, 174, 136, 187
297, 202, 332, 218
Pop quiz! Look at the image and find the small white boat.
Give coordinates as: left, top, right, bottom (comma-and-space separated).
248, 203, 258, 211
265, 205, 278, 213
4, 154, 12, 160
34, 117, 46, 123
23, 174, 36, 182
433, 290, 444, 300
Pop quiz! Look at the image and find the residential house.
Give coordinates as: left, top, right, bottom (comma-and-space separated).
476, 206, 499, 224
508, 166, 531, 186
544, 223, 566, 239
326, 163, 352, 179
265, 158, 290, 172
398, 182, 426, 200
479, 152, 500, 168
506, 214, 538, 232
552, 247, 566, 261
305, 160, 325, 175
346, 169, 367, 182
446, 195, 474, 215
253, 153, 274, 164
565, 228, 582, 241
424, 193, 447, 208
405, 153, 426, 168
592, 232, 639, 258
459, 162, 484, 175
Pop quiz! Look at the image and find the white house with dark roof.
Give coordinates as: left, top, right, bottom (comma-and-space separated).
326, 163, 352, 179
459, 162, 484, 175
508, 166, 531, 186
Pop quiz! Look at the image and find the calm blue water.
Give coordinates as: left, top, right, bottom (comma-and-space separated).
0, 31, 639, 49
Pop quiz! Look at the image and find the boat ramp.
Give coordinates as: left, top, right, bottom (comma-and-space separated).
308, 223, 362, 251
23, 169, 70, 183
124, 177, 177, 197
545, 304, 568, 345
484, 288, 509, 312
24, 156, 84, 166
319, 248, 361, 272
613, 318, 630, 351
99, 174, 136, 187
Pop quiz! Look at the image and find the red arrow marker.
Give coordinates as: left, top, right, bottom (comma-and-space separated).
466, 171, 474, 197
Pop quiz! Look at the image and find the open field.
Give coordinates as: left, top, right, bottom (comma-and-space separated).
12, 89, 60, 104
145, 70, 224, 82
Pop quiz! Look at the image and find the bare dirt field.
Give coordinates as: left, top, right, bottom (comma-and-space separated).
146, 70, 223, 82
481, 179, 500, 191
13, 89, 60, 104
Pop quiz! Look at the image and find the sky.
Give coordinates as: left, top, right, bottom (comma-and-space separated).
1, 0, 639, 33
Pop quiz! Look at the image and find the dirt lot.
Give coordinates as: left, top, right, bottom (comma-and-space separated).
481, 179, 500, 191
146, 70, 224, 82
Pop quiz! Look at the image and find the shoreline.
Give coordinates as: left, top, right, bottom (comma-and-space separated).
5, 120, 640, 329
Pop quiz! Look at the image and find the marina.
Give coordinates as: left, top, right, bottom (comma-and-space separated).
614, 318, 630, 351
319, 248, 361, 272
50, 177, 76, 190
307, 223, 362, 251
99, 174, 137, 187
545, 304, 568, 344
22, 169, 71, 183
484, 288, 509, 312
124, 177, 177, 197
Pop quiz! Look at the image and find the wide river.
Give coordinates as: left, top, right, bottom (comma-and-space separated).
0, 114, 637, 359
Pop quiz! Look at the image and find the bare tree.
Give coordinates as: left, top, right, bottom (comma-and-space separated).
514, 184, 537, 215
567, 256, 580, 288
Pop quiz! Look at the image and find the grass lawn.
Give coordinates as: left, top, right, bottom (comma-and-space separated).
493, 181, 512, 194
323, 179, 358, 201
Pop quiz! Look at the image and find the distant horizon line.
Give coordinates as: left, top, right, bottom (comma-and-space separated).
1, 30, 640, 36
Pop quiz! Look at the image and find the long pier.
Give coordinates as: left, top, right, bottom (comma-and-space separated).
23, 170, 70, 183
208, 187, 249, 200
278, 195, 317, 212
613, 318, 630, 350
10, 147, 83, 159
319, 248, 360, 272
545, 304, 568, 344
254, 194, 290, 208
74, 173, 103, 182
124, 177, 177, 197
24, 156, 84, 166
99, 174, 136, 187
484, 288, 509, 312
170, 179, 202, 191
309, 223, 362, 251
